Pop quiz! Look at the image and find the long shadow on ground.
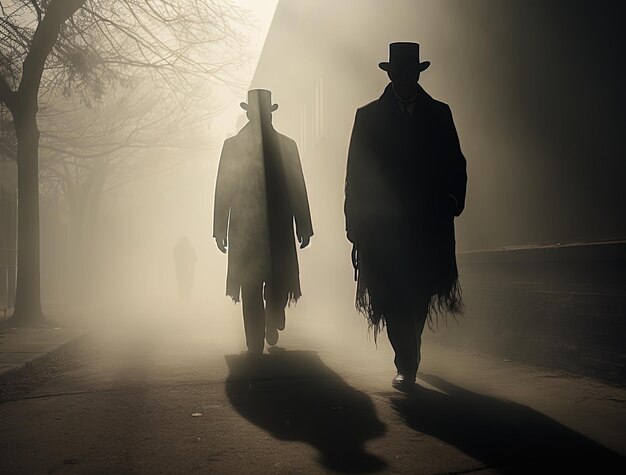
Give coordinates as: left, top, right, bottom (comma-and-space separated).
388, 373, 625, 474
225, 350, 387, 473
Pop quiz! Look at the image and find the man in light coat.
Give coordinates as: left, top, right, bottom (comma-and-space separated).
214, 89, 313, 354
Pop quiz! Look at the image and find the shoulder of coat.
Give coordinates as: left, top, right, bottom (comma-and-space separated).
223, 135, 237, 146
424, 94, 452, 114
353, 100, 379, 125
433, 98, 451, 111
220, 136, 234, 153
357, 99, 379, 114
277, 131, 297, 147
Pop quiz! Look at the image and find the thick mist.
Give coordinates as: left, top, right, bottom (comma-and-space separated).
3, 0, 624, 338
0, 4, 624, 471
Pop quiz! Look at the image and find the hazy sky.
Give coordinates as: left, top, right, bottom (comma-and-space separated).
238, 0, 279, 58
211, 0, 278, 142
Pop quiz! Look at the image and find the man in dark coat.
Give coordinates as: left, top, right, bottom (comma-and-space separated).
214, 89, 313, 354
344, 43, 467, 389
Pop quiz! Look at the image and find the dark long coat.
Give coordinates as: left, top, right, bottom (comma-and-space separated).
214, 122, 313, 302
344, 83, 467, 332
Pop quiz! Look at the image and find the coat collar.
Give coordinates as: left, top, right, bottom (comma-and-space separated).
238, 121, 276, 137
379, 83, 433, 108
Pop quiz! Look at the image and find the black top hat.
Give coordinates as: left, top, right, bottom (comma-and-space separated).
378, 42, 430, 72
240, 89, 278, 112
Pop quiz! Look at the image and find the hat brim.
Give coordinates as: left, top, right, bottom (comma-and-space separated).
240, 102, 279, 112
378, 61, 430, 72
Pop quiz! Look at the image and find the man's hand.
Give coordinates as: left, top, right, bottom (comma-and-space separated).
215, 236, 227, 254
298, 234, 311, 249
351, 243, 359, 281
351, 243, 358, 269
446, 194, 458, 217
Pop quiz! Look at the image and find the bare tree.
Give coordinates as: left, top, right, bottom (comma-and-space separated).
0, 106, 15, 164
38, 82, 217, 300
0, 0, 245, 324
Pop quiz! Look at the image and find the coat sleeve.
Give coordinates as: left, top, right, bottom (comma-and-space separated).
213, 139, 234, 239
441, 105, 467, 216
286, 139, 313, 239
344, 109, 367, 243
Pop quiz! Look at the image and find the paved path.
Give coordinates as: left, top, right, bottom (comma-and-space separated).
0, 308, 624, 474
0, 325, 88, 382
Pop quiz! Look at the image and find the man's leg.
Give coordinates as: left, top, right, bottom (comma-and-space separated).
264, 284, 288, 345
241, 281, 265, 353
386, 295, 430, 383
265, 284, 288, 329
386, 310, 418, 381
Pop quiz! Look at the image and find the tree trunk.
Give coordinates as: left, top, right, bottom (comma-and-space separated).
4, 0, 87, 325
11, 109, 44, 323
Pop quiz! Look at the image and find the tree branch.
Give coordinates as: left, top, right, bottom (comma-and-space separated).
0, 74, 16, 110
17, 0, 86, 108
29, 0, 43, 24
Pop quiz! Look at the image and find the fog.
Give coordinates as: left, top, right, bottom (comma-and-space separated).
1, 5, 625, 473
23, 0, 348, 336
1, 0, 623, 337
22, 1, 283, 325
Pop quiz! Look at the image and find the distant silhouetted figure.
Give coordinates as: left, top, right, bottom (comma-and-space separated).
344, 43, 467, 389
214, 89, 313, 354
173, 236, 197, 301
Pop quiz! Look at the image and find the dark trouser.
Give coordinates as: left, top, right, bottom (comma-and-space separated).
385, 295, 430, 380
241, 281, 288, 352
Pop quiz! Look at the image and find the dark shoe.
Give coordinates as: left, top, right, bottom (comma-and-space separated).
392, 373, 415, 391
265, 324, 279, 346
246, 348, 263, 357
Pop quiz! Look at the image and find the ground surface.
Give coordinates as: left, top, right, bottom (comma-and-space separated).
0, 307, 624, 474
